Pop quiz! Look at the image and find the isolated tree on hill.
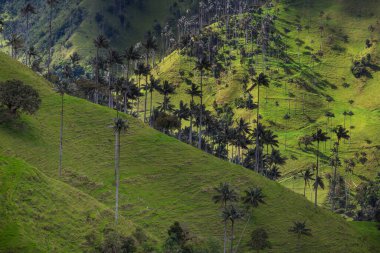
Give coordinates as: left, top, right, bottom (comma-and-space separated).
312, 129, 330, 207
213, 182, 238, 253
0, 80, 41, 117
46, 0, 59, 73
248, 228, 271, 253
288, 221, 312, 252
300, 168, 314, 197
112, 117, 127, 224
194, 56, 211, 149
185, 81, 201, 144
235, 187, 266, 253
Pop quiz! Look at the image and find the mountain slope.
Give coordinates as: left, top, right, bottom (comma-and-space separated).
0, 52, 378, 252
149, 0, 380, 200
0, 155, 135, 253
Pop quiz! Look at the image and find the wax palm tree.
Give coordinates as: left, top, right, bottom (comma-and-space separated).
235, 187, 265, 253
158, 80, 175, 105
112, 118, 128, 224
250, 73, 269, 172
134, 63, 147, 116
185, 81, 201, 144
313, 175, 325, 204
107, 50, 123, 109
300, 168, 314, 197
222, 205, 243, 253
288, 221, 312, 252
124, 45, 141, 80
174, 100, 190, 140
21, 3, 36, 51
46, 0, 59, 73
157, 96, 175, 113
93, 34, 109, 103
235, 118, 251, 162
312, 129, 330, 207
7, 33, 24, 59
56, 64, 71, 177
333, 125, 350, 152
194, 56, 211, 149
143, 32, 158, 66
143, 64, 151, 122
148, 76, 160, 125
212, 182, 238, 253
262, 129, 279, 155
26, 46, 38, 67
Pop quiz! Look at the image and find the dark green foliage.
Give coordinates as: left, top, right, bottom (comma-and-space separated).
355, 174, 380, 222
0, 80, 41, 118
248, 228, 271, 253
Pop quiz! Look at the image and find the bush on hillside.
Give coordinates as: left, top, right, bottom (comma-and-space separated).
0, 80, 41, 120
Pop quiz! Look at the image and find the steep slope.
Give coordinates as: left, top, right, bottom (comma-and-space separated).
0, 53, 378, 252
0, 155, 135, 253
150, 0, 380, 200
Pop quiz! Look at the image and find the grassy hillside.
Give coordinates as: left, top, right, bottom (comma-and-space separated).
0, 155, 135, 252
147, 0, 380, 202
0, 52, 378, 252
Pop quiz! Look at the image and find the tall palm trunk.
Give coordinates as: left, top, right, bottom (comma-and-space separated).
223, 219, 228, 253
255, 85, 260, 172
144, 75, 148, 122
315, 141, 319, 207
115, 129, 120, 224
189, 96, 194, 144
198, 71, 204, 149
48, 5, 53, 74
59, 94, 64, 176
230, 220, 235, 253
137, 75, 141, 116
149, 90, 154, 126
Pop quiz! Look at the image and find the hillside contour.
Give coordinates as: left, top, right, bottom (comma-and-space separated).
0, 53, 379, 252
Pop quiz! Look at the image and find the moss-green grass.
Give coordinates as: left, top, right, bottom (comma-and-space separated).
0, 52, 378, 252
0, 155, 135, 253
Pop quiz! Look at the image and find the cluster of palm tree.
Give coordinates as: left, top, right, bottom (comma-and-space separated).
212, 182, 265, 253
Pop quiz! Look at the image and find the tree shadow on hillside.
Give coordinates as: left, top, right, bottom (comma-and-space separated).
0, 110, 39, 142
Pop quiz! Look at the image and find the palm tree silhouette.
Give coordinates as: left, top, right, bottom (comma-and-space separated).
212, 182, 238, 253
235, 187, 265, 253
148, 76, 160, 125
185, 80, 201, 145
21, 3, 36, 61
250, 73, 269, 172
106, 50, 123, 109
93, 35, 109, 104
112, 118, 128, 224
143, 32, 158, 66
300, 168, 314, 197
134, 62, 147, 116
288, 221, 312, 252
124, 45, 141, 80
143, 65, 151, 122
174, 100, 190, 140
312, 129, 329, 207
7, 34, 24, 59
194, 56, 211, 149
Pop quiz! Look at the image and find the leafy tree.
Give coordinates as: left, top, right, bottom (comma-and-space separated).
0, 80, 41, 117
248, 228, 271, 253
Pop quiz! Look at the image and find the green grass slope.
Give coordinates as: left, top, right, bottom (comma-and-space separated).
0, 53, 378, 252
151, 0, 380, 201
0, 155, 135, 253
